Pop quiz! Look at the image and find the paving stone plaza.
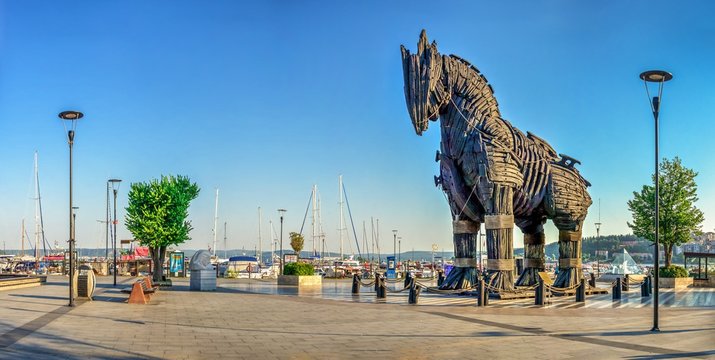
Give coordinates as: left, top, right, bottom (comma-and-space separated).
0, 276, 713, 359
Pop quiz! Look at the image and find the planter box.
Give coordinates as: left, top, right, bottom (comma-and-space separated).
658, 277, 693, 290
277, 275, 322, 286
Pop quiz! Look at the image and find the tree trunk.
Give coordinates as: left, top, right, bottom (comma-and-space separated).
151, 246, 166, 283
664, 244, 672, 268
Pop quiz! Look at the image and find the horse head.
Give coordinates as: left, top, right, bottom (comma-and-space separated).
401, 30, 448, 136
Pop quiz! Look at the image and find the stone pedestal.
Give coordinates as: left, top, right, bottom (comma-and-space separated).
190, 270, 216, 291
277, 275, 322, 286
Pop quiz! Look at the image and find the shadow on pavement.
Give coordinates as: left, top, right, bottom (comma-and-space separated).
627, 350, 715, 359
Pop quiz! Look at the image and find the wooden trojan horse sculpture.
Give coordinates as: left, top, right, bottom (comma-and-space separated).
401, 30, 592, 291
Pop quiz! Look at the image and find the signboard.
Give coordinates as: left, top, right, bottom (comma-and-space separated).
170, 252, 185, 277
386, 256, 396, 279
284, 254, 298, 264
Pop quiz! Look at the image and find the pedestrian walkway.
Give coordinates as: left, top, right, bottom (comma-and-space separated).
0, 275, 713, 359
222, 278, 715, 309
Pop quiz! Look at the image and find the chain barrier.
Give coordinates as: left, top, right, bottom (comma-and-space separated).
481, 280, 537, 294
384, 278, 414, 293
544, 280, 582, 294
413, 280, 479, 294
626, 278, 647, 287
356, 278, 376, 287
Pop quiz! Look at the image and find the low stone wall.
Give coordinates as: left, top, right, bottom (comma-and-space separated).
277, 275, 322, 286
658, 277, 693, 290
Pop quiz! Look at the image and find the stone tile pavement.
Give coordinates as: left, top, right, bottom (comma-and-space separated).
0, 275, 713, 359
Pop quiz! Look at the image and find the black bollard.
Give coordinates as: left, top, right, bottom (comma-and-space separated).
612, 278, 622, 300
352, 274, 359, 295
437, 270, 445, 287
374, 272, 380, 292
641, 277, 649, 297
482, 280, 489, 306
477, 278, 485, 307
377, 275, 386, 299
404, 271, 412, 288
535, 277, 545, 306
575, 278, 585, 303
623, 275, 630, 291
589, 273, 596, 288
408, 283, 421, 304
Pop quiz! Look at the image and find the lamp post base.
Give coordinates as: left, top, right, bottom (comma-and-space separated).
650, 327, 660, 332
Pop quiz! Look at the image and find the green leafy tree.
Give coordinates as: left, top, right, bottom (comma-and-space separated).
125, 175, 200, 282
289, 232, 304, 256
627, 157, 704, 267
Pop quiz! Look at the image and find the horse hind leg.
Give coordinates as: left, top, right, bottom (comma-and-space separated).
553, 220, 584, 288
515, 221, 546, 286
439, 219, 479, 290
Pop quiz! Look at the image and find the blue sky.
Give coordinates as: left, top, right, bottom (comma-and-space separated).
1, 1, 713, 255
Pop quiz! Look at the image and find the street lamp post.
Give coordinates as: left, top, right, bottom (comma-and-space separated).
59, 110, 83, 307
398, 237, 402, 269
109, 179, 122, 286
106, 181, 110, 259
640, 69, 673, 332
392, 230, 397, 263
278, 209, 286, 275
72, 207, 79, 256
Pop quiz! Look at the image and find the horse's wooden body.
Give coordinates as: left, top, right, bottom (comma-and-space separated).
401, 31, 591, 290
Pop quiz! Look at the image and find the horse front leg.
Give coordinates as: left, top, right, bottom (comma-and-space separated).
484, 185, 515, 292
439, 219, 480, 290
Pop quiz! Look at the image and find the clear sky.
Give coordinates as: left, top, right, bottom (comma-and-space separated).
1, 1, 713, 256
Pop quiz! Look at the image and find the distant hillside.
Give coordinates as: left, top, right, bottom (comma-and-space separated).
516, 234, 655, 263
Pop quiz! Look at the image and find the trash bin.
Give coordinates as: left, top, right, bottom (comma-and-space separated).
75, 264, 96, 300
189, 250, 216, 291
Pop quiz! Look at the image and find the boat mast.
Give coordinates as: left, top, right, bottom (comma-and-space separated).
376, 218, 381, 263
312, 185, 318, 256
223, 222, 227, 259
212, 188, 219, 257
258, 207, 263, 264
34, 152, 40, 261
318, 192, 325, 261
21, 219, 25, 257
338, 175, 344, 260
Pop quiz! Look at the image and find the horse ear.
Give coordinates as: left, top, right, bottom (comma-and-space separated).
400, 45, 410, 61
418, 29, 429, 55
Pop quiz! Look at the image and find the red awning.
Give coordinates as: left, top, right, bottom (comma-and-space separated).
134, 246, 149, 257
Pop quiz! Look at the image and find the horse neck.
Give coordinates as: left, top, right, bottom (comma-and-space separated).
440, 57, 513, 150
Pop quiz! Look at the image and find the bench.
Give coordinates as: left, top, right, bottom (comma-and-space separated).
121, 277, 159, 304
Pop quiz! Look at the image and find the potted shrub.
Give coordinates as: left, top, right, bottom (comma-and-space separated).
278, 262, 322, 286
658, 265, 693, 289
